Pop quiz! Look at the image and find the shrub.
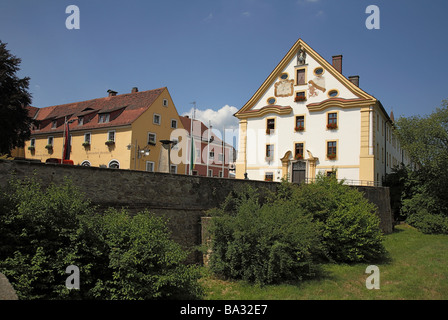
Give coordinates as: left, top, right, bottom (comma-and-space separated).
208, 186, 323, 285
289, 175, 387, 263
406, 210, 448, 234
0, 176, 203, 300
88, 208, 203, 300
0, 176, 97, 299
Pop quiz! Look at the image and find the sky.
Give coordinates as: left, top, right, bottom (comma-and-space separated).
1, 0, 448, 133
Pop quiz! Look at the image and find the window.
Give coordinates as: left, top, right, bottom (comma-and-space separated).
51, 120, 57, 129
296, 68, 306, 85
294, 91, 306, 102
78, 117, 84, 126
153, 114, 161, 125
47, 136, 54, 146
266, 118, 275, 134
163, 99, 168, 107
146, 161, 155, 172
148, 132, 156, 145
295, 143, 304, 160
265, 172, 274, 182
209, 151, 214, 159
107, 131, 115, 142
192, 170, 198, 176
280, 72, 289, 80
99, 113, 110, 123
108, 160, 120, 169
208, 169, 213, 177
326, 170, 336, 178
267, 97, 276, 105
314, 67, 324, 76
327, 112, 338, 129
219, 171, 223, 178
171, 119, 178, 129
327, 141, 337, 159
84, 133, 91, 144
328, 89, 339, 98
81, 160, 91, 167
30, 138, 36, 147
170, 164, 177, 174
295, 115, 305, 131
266, 144, 274, 161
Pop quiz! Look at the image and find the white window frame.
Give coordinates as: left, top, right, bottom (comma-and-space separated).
146, 161, 155, 172
47, 136, 54, 146
51, 120, 57, 129
84, 132, 91, 143
107, 130, 116, 142
208, 169, 213, 177
153, 113, 161, 125
81, 160, 91, 167
99, 113, 110, 124
148, 132, 157, 145
171, 119, 178, 129
108, 159, 120, 169
163, 99, 168, 107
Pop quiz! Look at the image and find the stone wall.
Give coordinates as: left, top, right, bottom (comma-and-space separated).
0, 159, 393, 264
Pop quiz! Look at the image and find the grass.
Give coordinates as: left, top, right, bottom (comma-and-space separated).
200, 224, 448, 300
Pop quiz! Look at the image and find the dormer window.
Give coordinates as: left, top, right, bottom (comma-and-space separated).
78, 116, 84, 126
99, 113, 110, 123
51, 120, 57, 129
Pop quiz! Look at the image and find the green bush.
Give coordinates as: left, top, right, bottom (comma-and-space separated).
406, 210, 448, 234
88, 208, 203, 300
0, 176, 203, 300
208, 186, 323, 285
287, 176, 387, 263
207, 176, 387, 285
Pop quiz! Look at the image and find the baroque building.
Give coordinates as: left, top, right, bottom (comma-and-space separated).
234, 38, 410, 185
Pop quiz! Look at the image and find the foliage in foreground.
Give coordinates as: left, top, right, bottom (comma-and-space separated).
0, 176, 203, 300
392, 100, 448, 234
207, 176, 387, 285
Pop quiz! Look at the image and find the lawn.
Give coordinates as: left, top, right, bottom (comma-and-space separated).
200, 224, 448, 300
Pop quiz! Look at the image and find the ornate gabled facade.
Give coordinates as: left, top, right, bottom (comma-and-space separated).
234, 38, 410, 185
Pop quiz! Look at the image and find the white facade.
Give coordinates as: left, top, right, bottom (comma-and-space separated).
235, 39, 410, 185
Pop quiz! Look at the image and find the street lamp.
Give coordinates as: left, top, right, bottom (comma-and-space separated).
127, 142, 150, 170
160, 139, 177, 173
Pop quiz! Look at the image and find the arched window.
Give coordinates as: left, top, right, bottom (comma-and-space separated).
108, 160, 120, 169
81, 160, 91, 167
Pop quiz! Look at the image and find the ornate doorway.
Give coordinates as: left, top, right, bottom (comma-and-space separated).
292, 160, 306, 184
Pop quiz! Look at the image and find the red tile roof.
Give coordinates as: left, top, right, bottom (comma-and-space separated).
31, 88, 166, 134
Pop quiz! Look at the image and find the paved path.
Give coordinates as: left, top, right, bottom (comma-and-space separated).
0, 273, 18, 300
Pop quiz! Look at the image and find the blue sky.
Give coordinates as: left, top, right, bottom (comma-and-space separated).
1, 0, 448, 131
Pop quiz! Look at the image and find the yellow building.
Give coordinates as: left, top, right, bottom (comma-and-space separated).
23, 87, 186, 173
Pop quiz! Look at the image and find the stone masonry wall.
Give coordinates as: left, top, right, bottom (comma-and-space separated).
0, 159, 393, 264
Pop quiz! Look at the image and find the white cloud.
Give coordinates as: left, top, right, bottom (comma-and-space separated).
183, 105, 239, 131
241, 11, 251, 17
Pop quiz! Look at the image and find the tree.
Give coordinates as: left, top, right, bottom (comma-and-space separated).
394, 101, 448, 214
0, 40, 33, 155
393, 100, 448, 233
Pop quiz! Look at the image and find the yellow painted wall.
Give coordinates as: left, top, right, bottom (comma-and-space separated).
130, 88, 186, 173
24, 127, 133, 168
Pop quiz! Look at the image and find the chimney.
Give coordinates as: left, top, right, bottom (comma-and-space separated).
107, 89, 117, 97
131, 87, 139, 93
332, 55, 342, 74
348, 75, 360, 87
